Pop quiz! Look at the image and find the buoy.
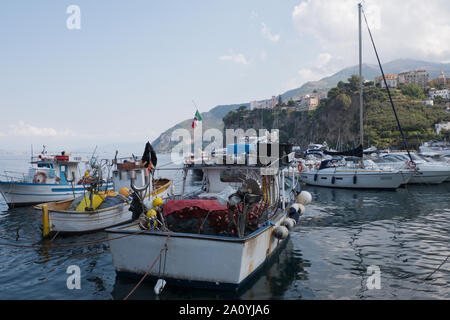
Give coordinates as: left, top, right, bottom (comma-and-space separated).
297, 191, 312, 205
154, 278, 166, 295
42, 204, 50, 238
273, 226, 289, 240
298, 203, 306, 215
281, 218, 296, 230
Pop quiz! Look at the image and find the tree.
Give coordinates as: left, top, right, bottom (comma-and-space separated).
277, 95, 283, 106
336, 93, 352, 109
237, 105, 247, 112
287, 99, 295, 107
434, 95, 445, 105
348, 75, 364, 92
401, 84, 425, 100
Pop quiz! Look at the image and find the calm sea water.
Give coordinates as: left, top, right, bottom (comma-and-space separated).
0, 153, 448, 300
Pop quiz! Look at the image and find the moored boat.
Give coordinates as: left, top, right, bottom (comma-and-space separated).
106, 144, 309, 292
33, 143, 173, 236
0, 148, 113, 209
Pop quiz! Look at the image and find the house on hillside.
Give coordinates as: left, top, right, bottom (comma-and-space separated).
398, 70, 429, 87
429, 89, 450, 100
429, 71, 449, 87
374, 74, 398, 88
435, 122, 450, 134
297, 94, 319, 112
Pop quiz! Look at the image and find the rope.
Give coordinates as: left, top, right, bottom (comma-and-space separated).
424, 253, 450, 281
0, 226, 150, 250
123, 232, 172, 300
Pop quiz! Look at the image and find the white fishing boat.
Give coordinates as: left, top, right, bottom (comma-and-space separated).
106, 144, 309, 292
0, 148, 113, 209
34, 175, 171, 235
34, 143, 173, 236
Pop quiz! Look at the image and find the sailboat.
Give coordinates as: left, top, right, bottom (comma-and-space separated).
299, 3, 414, 189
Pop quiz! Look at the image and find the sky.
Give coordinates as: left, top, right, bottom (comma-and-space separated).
0, 0, 449, 152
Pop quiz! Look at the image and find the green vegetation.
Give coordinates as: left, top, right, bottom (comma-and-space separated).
401, 83, 425, 100
223, 76, 450, 150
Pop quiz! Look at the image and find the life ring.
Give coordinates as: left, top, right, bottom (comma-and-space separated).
405, 160, 416, 169
297, 162, 304, 173
33, 171, 47, 184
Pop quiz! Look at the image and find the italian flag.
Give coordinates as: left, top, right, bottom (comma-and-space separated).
192, 110, 202, 128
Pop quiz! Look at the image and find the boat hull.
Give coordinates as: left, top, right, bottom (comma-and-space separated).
0, 182, 113, 208
106, 212, 287, 291
34, 180, 171, 234
300, 170, 413, 189
46, 203, 132, 234
409, 171, 450, 184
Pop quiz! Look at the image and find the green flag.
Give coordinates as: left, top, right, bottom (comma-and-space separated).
195, 110, 202, 121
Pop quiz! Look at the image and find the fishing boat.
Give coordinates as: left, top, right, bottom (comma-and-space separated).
34, 143, 173, 236
0, 147, 112, 209
298, 4, 416, 190
106, 143, 309, 292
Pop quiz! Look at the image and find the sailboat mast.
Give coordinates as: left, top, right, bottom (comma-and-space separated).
358, 3, 363, 149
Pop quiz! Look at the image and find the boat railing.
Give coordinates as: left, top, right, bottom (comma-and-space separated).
0, 171, 28, 183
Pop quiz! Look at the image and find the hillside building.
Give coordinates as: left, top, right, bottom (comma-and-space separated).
429, 71, 449, 87
435, 122, 450, 134
429, 89, 449, 100
398, 70, 429, 87
374, 74, 398, 88
297, 94, 319, 112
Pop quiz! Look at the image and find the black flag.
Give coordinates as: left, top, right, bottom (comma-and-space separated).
141, 141, 158, 168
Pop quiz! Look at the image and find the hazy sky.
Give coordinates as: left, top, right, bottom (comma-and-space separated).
1, 0, 449, 151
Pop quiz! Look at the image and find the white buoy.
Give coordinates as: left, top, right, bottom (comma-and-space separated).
298, 203, 306, 215
273, 226, 289, 239
281, 218, 296, 230
154, 278, 166, 295
297, 191, 312, 205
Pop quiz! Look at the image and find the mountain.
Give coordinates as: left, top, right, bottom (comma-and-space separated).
152, 59, 450, 153
152, 103, 249, 153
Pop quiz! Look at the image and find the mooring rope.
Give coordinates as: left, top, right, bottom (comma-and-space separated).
123, 231, 172, 300
424, 253, 450, 281
0, 226, 150, 250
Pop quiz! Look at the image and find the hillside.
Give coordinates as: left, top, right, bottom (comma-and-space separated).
152, 59, 450, 153
223, 77, 450, 150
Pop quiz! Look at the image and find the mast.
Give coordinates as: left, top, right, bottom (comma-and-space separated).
358, 3, 363, 149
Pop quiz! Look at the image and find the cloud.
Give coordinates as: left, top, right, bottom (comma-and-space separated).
292, 0, 450, 64
261, 23, 280, 42
219, 52, 250, 65
7, 121, 76, 137
284, 53, 340, 90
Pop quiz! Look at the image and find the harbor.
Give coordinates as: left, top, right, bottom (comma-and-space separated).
0, 153, 448, 299
0, 1, 449, 303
